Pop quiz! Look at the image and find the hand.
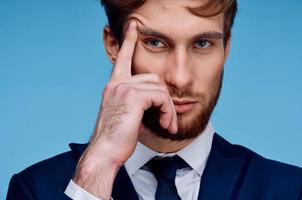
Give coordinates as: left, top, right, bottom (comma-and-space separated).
73, 21, 177, 199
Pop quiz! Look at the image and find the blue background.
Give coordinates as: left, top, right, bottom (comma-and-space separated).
1, 0, 301, 197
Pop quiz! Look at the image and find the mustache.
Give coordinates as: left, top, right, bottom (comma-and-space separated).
168, 87, 204, 99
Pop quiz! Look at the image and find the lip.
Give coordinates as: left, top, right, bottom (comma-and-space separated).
172, 99, 197, 113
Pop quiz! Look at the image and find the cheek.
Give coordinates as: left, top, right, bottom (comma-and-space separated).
191, 51, 225, 91
132, 42, 167, 75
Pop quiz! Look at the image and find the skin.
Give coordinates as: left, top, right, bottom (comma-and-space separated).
73, 1, 230, 199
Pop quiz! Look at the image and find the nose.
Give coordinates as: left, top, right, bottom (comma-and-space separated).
165, 47, 193, 90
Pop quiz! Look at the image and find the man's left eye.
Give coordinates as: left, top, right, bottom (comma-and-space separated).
195, 39, 211, 49
144, 39, 165, 48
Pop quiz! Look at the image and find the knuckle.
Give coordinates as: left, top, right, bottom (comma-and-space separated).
114, 82, 128, 94
114, 82, 136, 100
125, 88, 136, 98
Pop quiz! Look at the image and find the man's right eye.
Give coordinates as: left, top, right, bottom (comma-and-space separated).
144, 38, 166, 48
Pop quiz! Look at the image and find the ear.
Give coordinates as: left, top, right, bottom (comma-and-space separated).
103, 26, 120, 64
224, 37, 231, 58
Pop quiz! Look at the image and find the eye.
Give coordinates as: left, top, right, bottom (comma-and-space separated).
144, 38, 166, 48
195, 39, 211, 49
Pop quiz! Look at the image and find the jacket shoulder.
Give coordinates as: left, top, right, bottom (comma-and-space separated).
214, 134, 302, 197
19, 150, 77, 184
17, 143, 87, 182
242, 148, 302, 197
248, 152, 302, 183
7, 143, 87, 199
215, 133, 302, 175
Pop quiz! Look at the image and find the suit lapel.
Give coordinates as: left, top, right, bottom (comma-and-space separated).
197, 134, 252, 200
112, 166, 140, 200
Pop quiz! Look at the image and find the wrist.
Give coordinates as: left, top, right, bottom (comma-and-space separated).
73, 147, 121, 199
74, 157, 120, 182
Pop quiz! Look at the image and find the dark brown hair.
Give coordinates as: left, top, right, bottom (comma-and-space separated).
101, 0, 237, 45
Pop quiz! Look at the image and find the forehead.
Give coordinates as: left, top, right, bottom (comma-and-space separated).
128, 0, 224, 38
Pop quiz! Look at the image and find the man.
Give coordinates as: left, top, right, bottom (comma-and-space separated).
7, 0, 302, 199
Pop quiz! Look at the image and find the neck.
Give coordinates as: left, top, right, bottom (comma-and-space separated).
138, 124, 194, 153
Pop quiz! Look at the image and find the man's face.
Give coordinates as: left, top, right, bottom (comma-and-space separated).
128, 0, 229, 140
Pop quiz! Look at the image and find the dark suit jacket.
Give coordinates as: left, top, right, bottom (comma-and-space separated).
7, 134, 302, 200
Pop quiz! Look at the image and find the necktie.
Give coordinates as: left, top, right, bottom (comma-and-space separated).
146, 155, 189, 200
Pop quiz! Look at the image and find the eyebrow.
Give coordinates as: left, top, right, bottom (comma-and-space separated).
137, 27, 225, 43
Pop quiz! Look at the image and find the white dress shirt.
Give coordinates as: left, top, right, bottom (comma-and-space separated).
65, 122, 215, 200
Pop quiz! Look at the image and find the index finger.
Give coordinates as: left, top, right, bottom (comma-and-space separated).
112, 21, 138, 80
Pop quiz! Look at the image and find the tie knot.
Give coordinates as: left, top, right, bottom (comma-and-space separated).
146, 155, 189, 181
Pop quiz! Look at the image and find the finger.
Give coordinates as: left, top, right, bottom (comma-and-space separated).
102, 73, 163, 109
121, 82, 167, 93
117, 82, 177, 133
134, 88, 176, 133
161, 92, 177, 134
112, 21, 138, 80
111, 73, 162, 87
167, 96, 178, 134
102, 73, 160, 103
125, 73, 162, 84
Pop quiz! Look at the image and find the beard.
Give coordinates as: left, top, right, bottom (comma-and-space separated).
142, 71, 223, 141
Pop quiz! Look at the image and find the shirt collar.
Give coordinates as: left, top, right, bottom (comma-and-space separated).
124, 122, 215, 176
